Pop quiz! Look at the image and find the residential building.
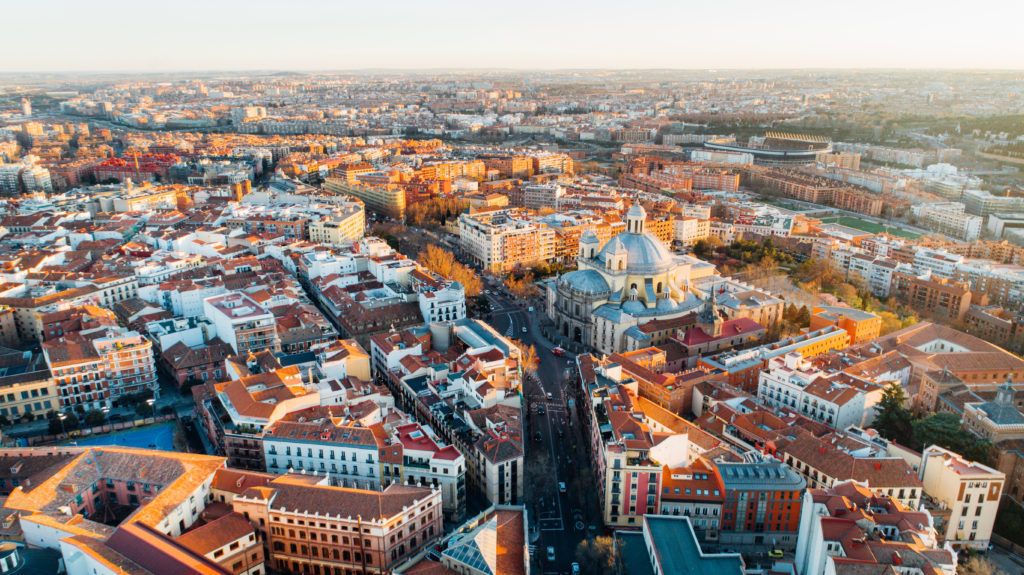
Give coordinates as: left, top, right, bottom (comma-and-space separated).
717, 455, 806, 551
204, 292, 280, 355
919, 445, 1003, 550
795, 480, 953, 575
810, 306, 881, 345
232, 475, 442, 575
458, 209, 556, 273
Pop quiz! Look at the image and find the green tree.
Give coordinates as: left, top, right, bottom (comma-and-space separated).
873, 384, 914, 442
912, 413, 963, 451
785, 302, 799, 322
48, 411, 79, 435
83, 410, 107, 427
795, 305, 811, 327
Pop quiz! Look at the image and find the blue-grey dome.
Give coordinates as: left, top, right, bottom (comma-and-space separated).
596, 231, 676, 275
656, 297, 678, 311
562, 269, 611, 294
622, 299, 647, 315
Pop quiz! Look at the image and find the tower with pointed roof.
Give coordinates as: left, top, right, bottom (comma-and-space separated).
697, 288, 723, 338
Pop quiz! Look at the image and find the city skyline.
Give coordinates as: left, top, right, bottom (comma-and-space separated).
3, 0, 1024, 72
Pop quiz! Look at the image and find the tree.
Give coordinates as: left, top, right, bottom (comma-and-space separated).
873, 384, 914, 442
958, 556, 1006, 575
912, 413, 963, 451
135, 401, 155, 418
48, 411, 78, 435
795, 305, 811, 327
785, 302, 799, 322
518, 343, 539, 381
835, 283, 862, 309
574, 536, 621, 575
505, 272, 539, 300
83, 410, 107, 427
417, 244, 483, 297
913, 412, 993, 463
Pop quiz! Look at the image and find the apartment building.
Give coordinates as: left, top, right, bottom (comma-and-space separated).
204, 292, 280, 355
521, 183, 564, 211
961, 188, 1024, 217
0, 350, 57, 422
263, 419, 383, 490
393, 422, 466, 521
911, 202, 983, 241
890, 271, 972, 321
757, 353, 874, 430
919, 445, 1004, 550
308, 205, 366, 245
718, 456, 805, 550
795, 481, 953, 575
42, 328, 157, 411
809, 306, 880, 345
673, 216, 711, 246
232, 475, 442, 575
458, 209, 555, 273
325, 178, 406, 220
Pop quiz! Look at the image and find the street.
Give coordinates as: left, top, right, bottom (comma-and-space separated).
483, 283, 601, 574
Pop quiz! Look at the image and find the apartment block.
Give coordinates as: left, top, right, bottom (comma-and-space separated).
233, 475, 442, 575
919, 445, 1004, 550
204, 292, 280, 355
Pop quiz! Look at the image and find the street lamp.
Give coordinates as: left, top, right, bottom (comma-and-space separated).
57, 412, 67, 437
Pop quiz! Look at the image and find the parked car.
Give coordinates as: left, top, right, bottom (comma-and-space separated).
572, 563, 581, 575
769, 549, 784, 559
546, 547, 556, 562
559, 482, 567, 493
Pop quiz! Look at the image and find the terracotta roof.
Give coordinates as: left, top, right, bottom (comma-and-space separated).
176, 512, 255, 556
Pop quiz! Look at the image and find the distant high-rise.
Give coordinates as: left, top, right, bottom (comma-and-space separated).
21, 98, 31, 117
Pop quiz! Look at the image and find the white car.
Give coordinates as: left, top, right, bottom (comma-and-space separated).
522, 327, 528, 333
546, 546, 555, 562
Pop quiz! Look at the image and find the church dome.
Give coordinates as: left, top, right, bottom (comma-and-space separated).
561, 269, 612, 295
596, 231, 676, 275
622, 299, 647, 315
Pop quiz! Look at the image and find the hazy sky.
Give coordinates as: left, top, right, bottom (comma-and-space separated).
3, 0, 1022, 72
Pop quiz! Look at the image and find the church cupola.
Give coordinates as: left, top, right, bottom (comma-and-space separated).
626, 202, 646, 234
579, 229, 600, 260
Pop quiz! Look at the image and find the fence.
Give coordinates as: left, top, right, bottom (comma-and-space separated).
22, 414, 177, 446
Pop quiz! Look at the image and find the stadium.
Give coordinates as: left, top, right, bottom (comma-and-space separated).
704, 131, 832, 165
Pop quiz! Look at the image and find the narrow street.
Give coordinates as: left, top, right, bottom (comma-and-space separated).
483, 284, 601, 574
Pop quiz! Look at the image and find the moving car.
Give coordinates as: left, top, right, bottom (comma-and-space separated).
552, 346, 565, 357
572, 563, 581, 575
538, 405, 546, 415
522, 326, 528, 333
534, 431, 543, 442
769, 549, 784, 559
546, 547, 556, 562
559, 482, 567, 493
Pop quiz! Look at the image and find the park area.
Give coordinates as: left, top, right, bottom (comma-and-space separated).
817, 215, 921, 239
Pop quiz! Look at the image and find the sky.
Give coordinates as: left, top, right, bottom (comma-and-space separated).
3, 0, 1023, 72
